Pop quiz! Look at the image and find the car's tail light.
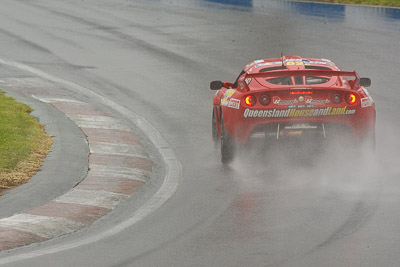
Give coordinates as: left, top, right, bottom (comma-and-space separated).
345, 93, 357, 105
331, 93, 342, 104
244, 95, 256, 107
259, 94, 271, 106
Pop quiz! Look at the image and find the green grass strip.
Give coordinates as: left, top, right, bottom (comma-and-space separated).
0, 91, 52, 190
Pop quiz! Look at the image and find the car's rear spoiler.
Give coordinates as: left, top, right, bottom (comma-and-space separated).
246, 69, 361, 89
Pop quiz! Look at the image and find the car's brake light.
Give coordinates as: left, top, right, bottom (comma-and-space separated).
345, 93, 357, 105
259, 94, 271, 106
244, 95, 256, 106
290, 91, 312, 95
331, 93, 342, 104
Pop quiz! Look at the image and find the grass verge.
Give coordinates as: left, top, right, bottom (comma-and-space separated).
298, 0, 400, 7
0, 91, 53, 194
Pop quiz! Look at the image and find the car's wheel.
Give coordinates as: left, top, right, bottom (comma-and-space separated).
212, 109, 218, 148
221, 120, 235, 164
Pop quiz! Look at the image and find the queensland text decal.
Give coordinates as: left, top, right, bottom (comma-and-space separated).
243, 107, 356, 118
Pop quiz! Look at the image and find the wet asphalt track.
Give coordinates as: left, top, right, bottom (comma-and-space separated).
0, 0, 400, 266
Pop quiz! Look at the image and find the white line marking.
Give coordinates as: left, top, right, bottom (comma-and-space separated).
0, 58, 181, 264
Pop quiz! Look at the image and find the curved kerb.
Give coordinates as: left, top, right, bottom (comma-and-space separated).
0, 58, 182, 264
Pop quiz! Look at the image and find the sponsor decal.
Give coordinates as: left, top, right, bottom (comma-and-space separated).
288, 105, 313, 109
255, 61, 282, 68
245, 78, 252, 85
243, 106, 356, 118
361, 88, 374, 108
272, 96, 329, 106
309, 61, 331, 65
305, 96, 330, 105
284, 59, 331, 66
221, 89, 235, 106
254, 59, 332, 69
285, 60, 308, 66
273, 96, 298, 105
361, 97, 373, 108
302, 59, 332, 65
227, 98, 240, 109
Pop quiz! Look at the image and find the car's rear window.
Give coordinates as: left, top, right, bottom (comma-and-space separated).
265, 75, 332, 85
305, 76, 331, 85
261, 65, 335, 86
266, 77, 293, 85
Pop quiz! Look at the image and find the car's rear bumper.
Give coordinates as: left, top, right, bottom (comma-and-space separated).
223, 107, 375, 144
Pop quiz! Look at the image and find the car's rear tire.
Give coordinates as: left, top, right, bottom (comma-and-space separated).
212, 109, 218, 148
221, 120, 235, 164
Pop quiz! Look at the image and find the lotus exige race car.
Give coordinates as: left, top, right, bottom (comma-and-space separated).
210, 56, 375, 163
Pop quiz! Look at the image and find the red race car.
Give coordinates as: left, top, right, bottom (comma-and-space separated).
210, 56, 375, 163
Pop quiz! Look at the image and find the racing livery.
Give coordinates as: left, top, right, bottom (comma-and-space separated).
210, 56, 375, 163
